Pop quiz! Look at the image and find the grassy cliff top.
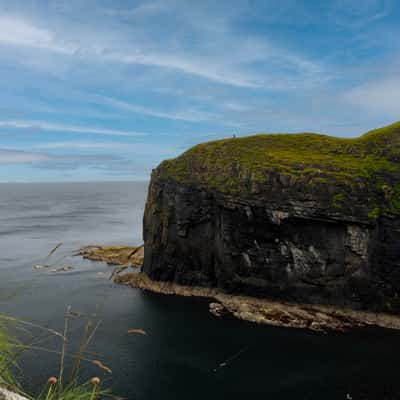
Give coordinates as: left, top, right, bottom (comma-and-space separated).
158, 122, 400, 196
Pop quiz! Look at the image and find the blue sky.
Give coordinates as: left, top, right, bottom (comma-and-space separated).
0, 0, 399, 182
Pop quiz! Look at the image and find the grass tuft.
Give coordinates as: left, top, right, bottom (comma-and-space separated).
0, 313, 118, 400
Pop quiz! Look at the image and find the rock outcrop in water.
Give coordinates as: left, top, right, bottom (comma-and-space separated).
143, 122, 400, 313
77, 245, 144, 267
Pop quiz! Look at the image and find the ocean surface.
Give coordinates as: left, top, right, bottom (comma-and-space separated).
1, 181, 400, 400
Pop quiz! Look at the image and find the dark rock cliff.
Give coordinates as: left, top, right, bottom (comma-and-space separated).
143, 122, 400, 311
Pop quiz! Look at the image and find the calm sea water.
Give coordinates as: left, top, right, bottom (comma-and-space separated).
1, 181, 400, 400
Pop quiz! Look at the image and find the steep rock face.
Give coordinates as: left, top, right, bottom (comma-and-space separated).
143, 122, 400, 311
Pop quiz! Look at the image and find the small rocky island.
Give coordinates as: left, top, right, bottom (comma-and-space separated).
89, 122, 400, 331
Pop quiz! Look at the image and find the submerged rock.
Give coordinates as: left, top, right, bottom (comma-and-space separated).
33, 265, 73, 272
209, 302, 225, 317
50, 266, 73, 272
143, 122, 400, 313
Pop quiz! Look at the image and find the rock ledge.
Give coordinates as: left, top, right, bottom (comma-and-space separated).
115, 272, 400, 333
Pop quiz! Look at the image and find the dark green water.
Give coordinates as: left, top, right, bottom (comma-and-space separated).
1, 182, 400, 399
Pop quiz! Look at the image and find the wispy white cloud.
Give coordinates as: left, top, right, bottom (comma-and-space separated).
0, 147, 121, 168
0, 148, 50, 163
342, 76, 400, 117
99, 1, 169, 18
221, 101, 252, 112
34, 140, 179, 155
0, 12, 324, 90
97, 96, 216, 123
0, 14, 76, 54
36, 141, 127, 149
0, 120, 146, 137
111, 53, 264, 89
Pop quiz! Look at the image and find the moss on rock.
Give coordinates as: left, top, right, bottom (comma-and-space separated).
157, 121, 400, 218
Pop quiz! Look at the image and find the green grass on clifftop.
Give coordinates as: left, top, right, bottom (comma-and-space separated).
159, 122, 400, 197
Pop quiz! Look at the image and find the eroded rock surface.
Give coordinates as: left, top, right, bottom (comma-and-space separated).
143, 123, 400, 312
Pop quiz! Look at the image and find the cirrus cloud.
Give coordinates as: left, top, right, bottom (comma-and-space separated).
0, 120, 146, 137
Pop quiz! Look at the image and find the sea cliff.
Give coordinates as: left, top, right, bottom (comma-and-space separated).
142, 122, 400, 313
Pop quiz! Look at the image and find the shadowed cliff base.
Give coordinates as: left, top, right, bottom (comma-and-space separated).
76, 244, 400, 332
114, 272, 400, 333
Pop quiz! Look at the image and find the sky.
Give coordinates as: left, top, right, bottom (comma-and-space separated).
0, 0, 399, 182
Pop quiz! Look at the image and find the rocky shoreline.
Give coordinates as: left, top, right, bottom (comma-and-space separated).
114, 272, 400, 333
78, 245, 400, 333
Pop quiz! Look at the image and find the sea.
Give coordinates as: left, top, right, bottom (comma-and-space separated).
0, 181, 399, 400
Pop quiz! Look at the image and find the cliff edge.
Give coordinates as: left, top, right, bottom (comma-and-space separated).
143, 122, 400, 312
